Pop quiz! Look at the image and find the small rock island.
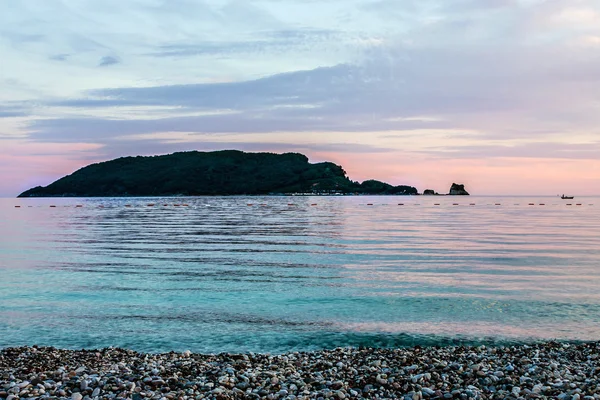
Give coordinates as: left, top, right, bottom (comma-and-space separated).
18, 150, 420, 197
448, 183, 470, 195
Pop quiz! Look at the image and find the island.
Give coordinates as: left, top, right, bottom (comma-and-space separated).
18, 150, 420, 197
448, 183, 470, 195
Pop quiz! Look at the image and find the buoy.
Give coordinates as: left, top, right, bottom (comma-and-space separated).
567, 204, 572, 206
311, 203, 317, 206
247, 204, 253, 206
576, 204, 582, 206
182, 204, 189, 207
453, 203, 459, 205
147, 204, 155, 207
398, 203, 404, 206
367, 203, 373, 206
495, 203, 501, 206
529, 203, 535, 205
470, 203, 475, 206
163, 204, 168, 206
434, 204, 440, 206
174, 204, 180, 207
288, 204, 295, 206
14, 205, 20, 208
50, 205, 56, 208
76, 205, 83, 208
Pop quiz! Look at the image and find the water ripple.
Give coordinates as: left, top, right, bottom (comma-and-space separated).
1, 196, 600, 352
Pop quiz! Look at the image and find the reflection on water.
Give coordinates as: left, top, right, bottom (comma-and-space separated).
1, 196, 600, 353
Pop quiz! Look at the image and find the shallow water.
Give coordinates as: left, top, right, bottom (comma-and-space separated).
1, 196, 599, 353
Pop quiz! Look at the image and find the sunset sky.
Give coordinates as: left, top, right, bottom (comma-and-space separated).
1, 0, 600, 197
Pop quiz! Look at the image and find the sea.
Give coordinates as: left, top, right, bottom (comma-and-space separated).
1, 196, 599, 354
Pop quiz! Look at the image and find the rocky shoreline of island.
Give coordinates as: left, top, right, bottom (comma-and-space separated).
1, 341, 598, 399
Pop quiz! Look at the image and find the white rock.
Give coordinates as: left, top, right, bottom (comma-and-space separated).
72, 393, 83, 400
92, 388, 101, 397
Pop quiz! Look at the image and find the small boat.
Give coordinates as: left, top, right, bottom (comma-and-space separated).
560, 194, 574, 200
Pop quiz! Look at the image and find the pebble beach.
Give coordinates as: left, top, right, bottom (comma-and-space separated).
1, 342, 599, 400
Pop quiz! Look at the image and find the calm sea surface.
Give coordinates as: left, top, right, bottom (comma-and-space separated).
1, 196, 599, 353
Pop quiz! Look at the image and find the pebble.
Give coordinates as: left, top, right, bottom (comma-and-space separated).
0, 342, 599, 399
422, 387, 435, 396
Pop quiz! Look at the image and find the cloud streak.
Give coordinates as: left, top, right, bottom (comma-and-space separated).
98, 55, 120, 67
148, 29, 343, 57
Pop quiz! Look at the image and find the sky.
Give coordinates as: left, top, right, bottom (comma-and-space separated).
1, 0, 600, 196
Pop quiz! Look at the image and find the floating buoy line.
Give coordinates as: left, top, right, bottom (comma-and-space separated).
11, 202, 595, 209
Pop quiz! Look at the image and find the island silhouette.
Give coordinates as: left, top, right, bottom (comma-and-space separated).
18, 150, 424, 197
18, 150, 470, 197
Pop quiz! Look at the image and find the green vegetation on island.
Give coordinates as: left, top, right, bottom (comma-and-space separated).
18, 150, 418, 197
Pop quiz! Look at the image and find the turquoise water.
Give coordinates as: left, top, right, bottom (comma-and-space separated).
1, 196, 599, 353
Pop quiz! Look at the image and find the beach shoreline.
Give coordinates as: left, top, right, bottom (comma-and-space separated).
1, 341, 599, 399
